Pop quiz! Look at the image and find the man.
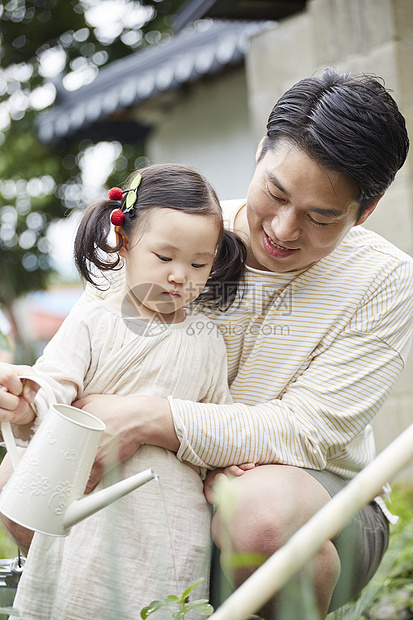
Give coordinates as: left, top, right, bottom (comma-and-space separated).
1, 69, 412, 618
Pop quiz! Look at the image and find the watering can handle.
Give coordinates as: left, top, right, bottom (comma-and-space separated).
1, 375, 57, 470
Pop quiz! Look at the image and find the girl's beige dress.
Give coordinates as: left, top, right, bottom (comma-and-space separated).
13, 300, 232, 620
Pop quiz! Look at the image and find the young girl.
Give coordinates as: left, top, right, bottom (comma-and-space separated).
3, 163, 246, 619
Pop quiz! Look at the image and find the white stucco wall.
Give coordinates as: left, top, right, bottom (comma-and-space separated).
142, 69, 257, 201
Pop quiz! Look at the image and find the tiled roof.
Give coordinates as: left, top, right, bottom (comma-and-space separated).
38, 20, 274, 143
174, 0, 305, 31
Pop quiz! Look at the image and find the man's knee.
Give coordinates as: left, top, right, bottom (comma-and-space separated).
211, 465, 332, 556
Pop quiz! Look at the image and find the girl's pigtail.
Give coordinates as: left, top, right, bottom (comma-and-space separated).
74, 199, 123, 289
199, 230, 247, 310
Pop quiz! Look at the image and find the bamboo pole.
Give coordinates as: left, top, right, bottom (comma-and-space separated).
210, 422, 413, 620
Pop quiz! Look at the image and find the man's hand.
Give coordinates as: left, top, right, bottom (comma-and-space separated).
73, 393, 178, 493
204, 462, 258, 504
73, 394, 142, 492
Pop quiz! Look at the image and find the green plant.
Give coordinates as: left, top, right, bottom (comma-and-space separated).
140, 578, 214, 619
0, 330, 10, 353
328, 482, 413, 619
0, 524, 19, 559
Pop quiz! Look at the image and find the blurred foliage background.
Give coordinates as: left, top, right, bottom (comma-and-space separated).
0, 0, 186, 309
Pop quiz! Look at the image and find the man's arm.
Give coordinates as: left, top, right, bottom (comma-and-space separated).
76, 326, 406, 484
171, 331, 404, 471
74, 394, 178, 491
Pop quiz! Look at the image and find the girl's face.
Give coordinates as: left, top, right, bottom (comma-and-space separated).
120, 208, 220, 322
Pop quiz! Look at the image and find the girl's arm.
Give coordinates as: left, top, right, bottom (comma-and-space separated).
0, 303, 94, 441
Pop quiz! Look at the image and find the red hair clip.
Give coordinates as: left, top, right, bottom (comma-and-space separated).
108, 187, 125, 226
108, 187, 123, 201
111, 209, 125, 226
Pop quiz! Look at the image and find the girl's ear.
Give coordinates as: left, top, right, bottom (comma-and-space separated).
115, 227, 128, 255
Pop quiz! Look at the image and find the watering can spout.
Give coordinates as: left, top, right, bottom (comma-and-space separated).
63, 469, 156, 531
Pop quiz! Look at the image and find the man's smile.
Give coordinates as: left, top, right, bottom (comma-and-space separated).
262, 230, 299, 257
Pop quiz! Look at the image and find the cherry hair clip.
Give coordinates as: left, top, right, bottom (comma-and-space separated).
110, 208, 125, 226
109, 174, 142, 227
108, 187, 123, 201
108, 187, 125, 225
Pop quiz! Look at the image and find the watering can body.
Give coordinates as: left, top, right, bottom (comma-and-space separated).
0, 396, 155, 536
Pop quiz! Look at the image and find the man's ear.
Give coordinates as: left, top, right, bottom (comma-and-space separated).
355, 194, 384, 226
255, 137, 266, 163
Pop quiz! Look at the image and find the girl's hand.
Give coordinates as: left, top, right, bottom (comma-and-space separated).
204, 462, 258, 504
0, 363, 38, 425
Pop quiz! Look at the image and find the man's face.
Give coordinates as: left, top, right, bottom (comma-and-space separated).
245, 139, 376, 273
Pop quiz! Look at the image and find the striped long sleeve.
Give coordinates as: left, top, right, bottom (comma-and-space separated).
170, 204, 413, 478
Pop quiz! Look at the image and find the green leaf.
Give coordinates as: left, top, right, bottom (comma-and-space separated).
164, 596, 180, 610
140, 600, 163, 618
191, 601, 214, 616
140, 576, 214, 619
164, 595, 180, 605
181, 577, 204, 599
223, 552, 267, 569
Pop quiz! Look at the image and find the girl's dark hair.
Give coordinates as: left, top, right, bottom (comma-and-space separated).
260, 68, 409, 216
74, 163, 246, 310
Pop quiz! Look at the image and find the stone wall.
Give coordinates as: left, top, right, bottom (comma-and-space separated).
246, 0, 413, 478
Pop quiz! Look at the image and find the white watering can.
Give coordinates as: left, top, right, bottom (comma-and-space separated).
0, 376, 156, 536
